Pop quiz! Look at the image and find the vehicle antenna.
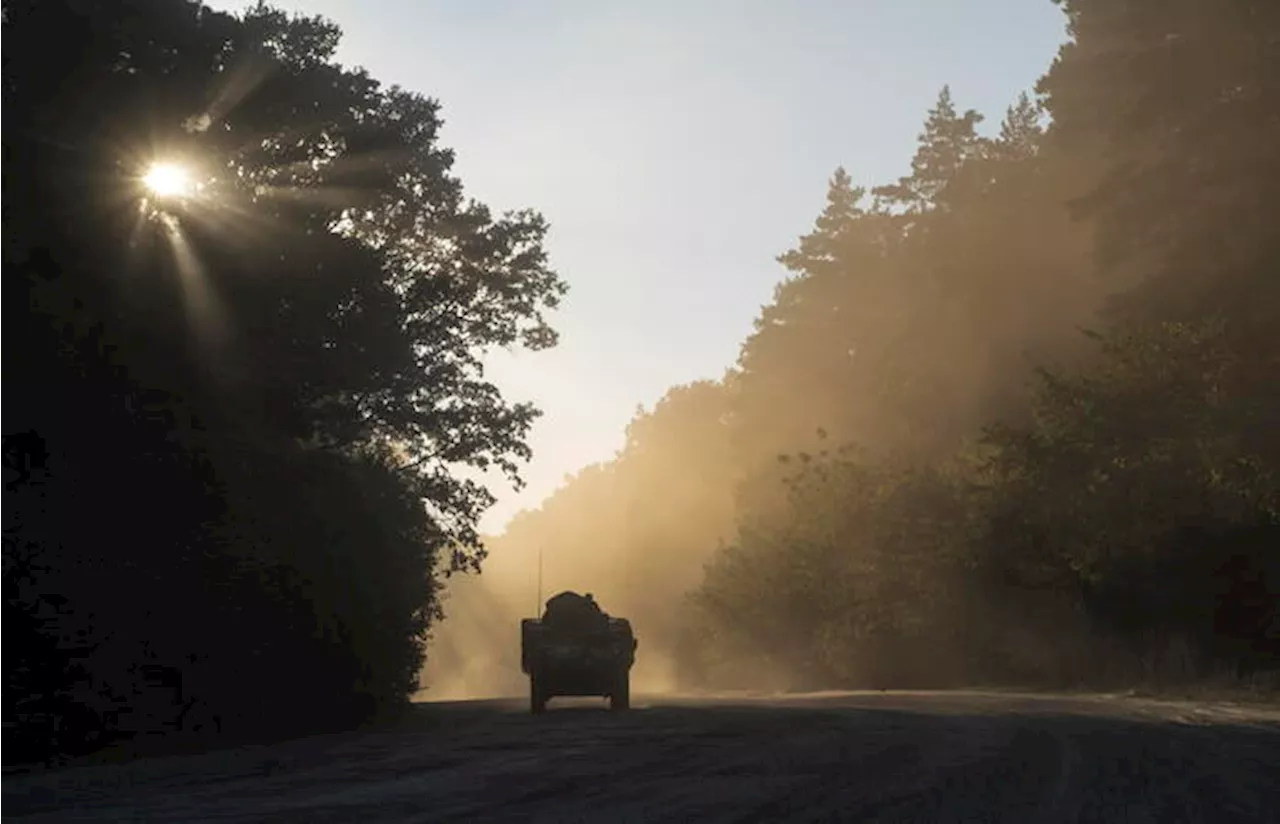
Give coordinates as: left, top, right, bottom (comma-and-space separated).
536, 544, 544, 619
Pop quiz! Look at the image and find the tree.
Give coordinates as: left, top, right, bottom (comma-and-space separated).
981, 321, 1279, 677
693, 446, 982, 689
966, 0, 1280, 680
994, 92, 1044, 162
873, 86, 986, 213
4, 0, 564, 759
1038, 0, 1280, 331
729, 80, 1096, 469
732, 168, 909, 465
632, 76, 1099, 688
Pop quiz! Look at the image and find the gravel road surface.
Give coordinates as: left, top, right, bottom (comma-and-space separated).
6, 691, 1279, 822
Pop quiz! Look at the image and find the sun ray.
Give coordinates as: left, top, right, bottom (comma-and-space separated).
158, 213, 229, 357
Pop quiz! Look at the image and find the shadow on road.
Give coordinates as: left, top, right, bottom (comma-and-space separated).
6, 691, 1279, 822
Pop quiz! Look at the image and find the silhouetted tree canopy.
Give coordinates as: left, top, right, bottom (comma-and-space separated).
4, 0, 563, 762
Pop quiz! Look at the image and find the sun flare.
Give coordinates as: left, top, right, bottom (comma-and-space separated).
142, 162, 193, 198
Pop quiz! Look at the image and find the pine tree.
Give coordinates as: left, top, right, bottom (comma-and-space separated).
1039, 0, 1280, 329
873, 86, 985, 212
776, 167, 869, 277
994, 92, 1044, 162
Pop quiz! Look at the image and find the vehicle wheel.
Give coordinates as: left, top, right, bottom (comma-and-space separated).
610, 673, 630, 711
529, 674, 547, 714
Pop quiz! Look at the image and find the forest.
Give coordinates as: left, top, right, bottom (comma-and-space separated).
429, 0, 1279, 698
5, 0, 1278, 765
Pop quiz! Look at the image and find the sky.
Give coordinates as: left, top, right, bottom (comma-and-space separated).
209, 0, 1070, 534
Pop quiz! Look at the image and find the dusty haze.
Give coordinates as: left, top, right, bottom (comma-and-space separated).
420, 406, 740, 700
419, 1, 1279, 703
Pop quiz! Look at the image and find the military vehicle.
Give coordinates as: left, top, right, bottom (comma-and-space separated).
520, 591, 638, 713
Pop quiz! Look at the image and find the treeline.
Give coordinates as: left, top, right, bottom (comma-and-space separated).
472, 0, 1278, 693
4, 1, 563, 763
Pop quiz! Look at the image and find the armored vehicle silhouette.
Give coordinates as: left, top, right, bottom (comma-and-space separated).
520, 591, 637, 713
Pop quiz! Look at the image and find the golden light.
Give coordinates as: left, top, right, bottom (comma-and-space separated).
142, 162, 193, 198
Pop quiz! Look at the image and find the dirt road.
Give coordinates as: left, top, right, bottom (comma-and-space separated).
6, 691, 1279, 822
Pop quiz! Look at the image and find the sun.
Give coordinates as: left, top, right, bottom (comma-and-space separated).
142, 162, 193, 198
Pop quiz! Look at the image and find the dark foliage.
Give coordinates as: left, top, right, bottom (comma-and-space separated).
4, 0, 563, 764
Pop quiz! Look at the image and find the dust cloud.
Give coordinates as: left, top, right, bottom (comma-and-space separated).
419, 383, 753, 700
419, 526, 696, 700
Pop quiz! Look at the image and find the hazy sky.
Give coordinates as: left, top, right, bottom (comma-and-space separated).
210, 0, 1069, 533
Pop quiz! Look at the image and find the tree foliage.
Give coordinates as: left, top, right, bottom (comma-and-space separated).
687, 0, 1280, 688
4, 0, 563, 762
468, 0, 1278, 694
